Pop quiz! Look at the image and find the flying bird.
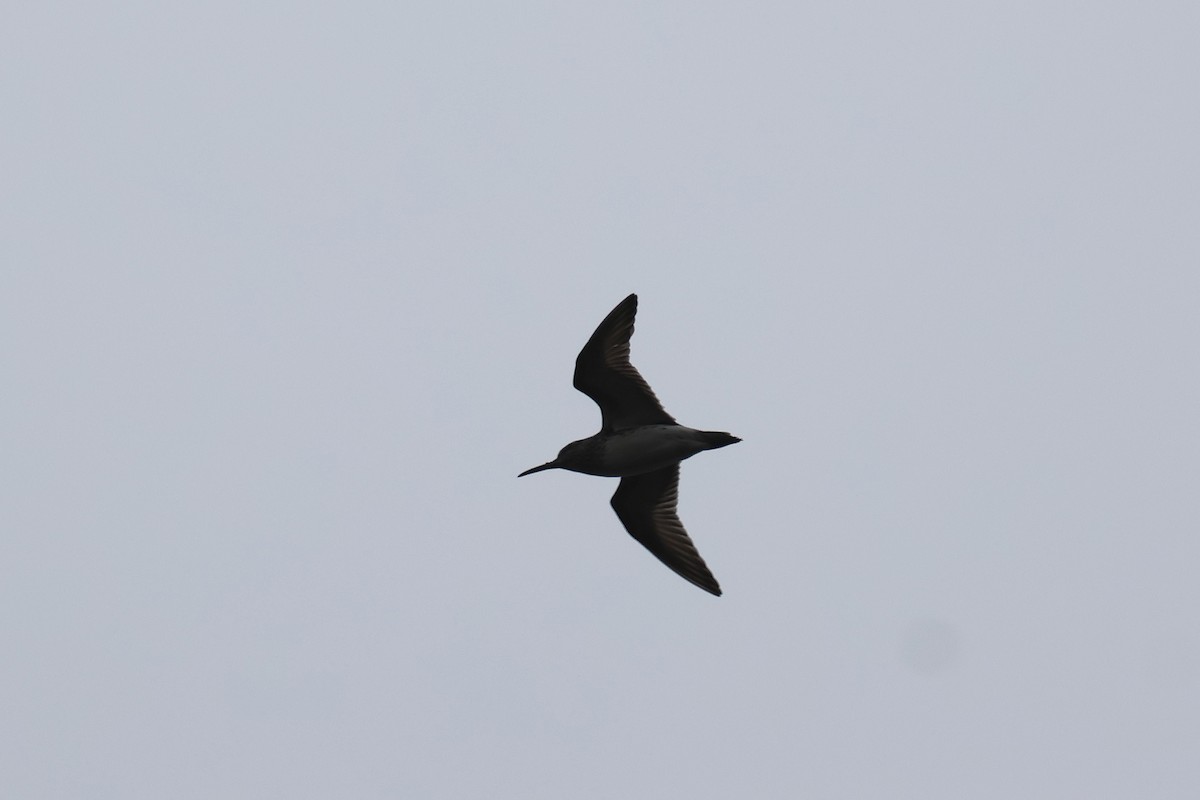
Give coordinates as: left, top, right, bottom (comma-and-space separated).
519, 293, 740, 596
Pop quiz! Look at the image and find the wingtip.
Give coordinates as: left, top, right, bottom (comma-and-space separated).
679, 572, 723, 597
682, 569, 723, 596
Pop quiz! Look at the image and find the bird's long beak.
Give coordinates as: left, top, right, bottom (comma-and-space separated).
518, 460, 559, 477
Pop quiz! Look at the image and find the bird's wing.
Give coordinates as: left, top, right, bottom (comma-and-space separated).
610, 465, 721, 596
573, 293, 676, 433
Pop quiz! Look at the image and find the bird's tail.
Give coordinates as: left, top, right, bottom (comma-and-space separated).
700, 431, 741, 450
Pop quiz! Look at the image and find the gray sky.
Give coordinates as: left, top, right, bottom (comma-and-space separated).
3, 2, 1198, 798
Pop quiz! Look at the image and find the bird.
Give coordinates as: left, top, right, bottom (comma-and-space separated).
518, 293, 740, 596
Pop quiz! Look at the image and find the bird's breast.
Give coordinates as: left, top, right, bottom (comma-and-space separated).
590, 425, 713, 477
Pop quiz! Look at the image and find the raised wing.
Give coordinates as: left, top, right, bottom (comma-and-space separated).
573, 293, 675, 433
610, 465, 721, 596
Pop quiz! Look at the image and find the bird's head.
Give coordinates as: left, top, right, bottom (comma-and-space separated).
517, 438, 591, 477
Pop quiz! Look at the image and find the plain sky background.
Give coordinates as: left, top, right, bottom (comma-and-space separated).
3, 2, 1198, 798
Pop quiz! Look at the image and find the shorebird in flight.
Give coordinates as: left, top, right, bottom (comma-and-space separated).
519, 293, 740, 596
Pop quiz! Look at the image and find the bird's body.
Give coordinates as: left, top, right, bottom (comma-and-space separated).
545, 425, 739, 478
519, 293, 740, 596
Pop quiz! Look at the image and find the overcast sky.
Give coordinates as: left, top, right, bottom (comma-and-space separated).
3, 2, 1198, 798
